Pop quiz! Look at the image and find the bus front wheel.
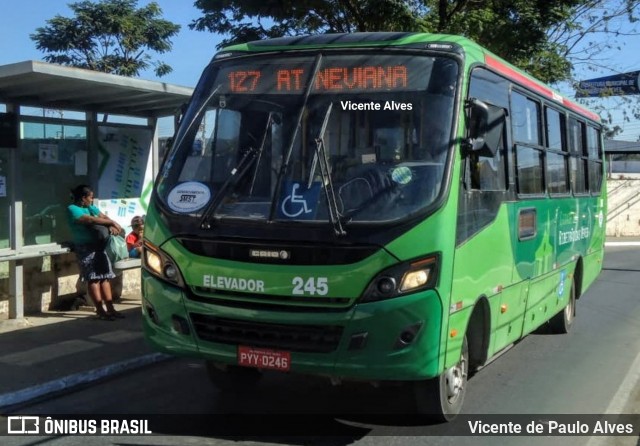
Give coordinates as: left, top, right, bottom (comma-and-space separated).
414, 335, 468, 422
205, 361, 262, 392
549, 278, 576, 334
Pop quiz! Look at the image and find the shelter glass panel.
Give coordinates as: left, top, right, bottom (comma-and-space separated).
20, 121, 88, 246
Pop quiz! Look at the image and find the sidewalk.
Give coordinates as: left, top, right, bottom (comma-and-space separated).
0, 294, 169, 410
605, 235, 640, 245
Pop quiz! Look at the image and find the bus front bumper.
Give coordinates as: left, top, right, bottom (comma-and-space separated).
142, 272, 444, 381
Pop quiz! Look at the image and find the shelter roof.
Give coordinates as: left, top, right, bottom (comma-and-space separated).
605, 139, 640, 154
0, 60, 193, 118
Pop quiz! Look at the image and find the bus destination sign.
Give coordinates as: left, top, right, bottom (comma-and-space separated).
223, 64, 412, 94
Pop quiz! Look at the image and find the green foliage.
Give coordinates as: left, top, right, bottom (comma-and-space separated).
190, 0, 426, 46
190, 0, 636, 85
423, 0, 583, 83
31, 0, 180, 77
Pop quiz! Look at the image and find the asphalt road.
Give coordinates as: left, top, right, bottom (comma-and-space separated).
3, 245, 640, 446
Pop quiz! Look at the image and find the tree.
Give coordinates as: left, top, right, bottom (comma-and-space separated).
190, 0, 426, 47
191, 0, 640, 138
31, 0, 180, 77
420, 0, 589, 83
548, 0, 640, 139
190, 0, 638, 84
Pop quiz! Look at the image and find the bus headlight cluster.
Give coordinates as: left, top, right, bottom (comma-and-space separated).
143, 241, 185, 288
360, 254, 439, 303
145, 249, 163, 275
400, 269, 430, 291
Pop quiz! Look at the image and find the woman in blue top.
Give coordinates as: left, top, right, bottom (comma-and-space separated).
68, 184, 124, 321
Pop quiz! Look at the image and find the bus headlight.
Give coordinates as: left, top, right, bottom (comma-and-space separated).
400, 269, 430, 292
360, 254, 439, 303
143, 241, 185, 288
145, 249, 163, 276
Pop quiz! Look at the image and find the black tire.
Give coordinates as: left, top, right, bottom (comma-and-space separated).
549, 278, 576, 334
205, 361, 262, 392
414, 336, 468, 422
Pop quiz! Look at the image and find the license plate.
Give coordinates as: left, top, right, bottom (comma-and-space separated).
238, 346, 291, 371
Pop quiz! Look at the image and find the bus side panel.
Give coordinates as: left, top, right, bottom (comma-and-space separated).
516, 195, 603, 334
583, 195, 606, 294
581, 249, 604, 294
448, 205, 518, 367
386, 183, 462, 374
514, 199, 560, 334
522, 266, 574, 335
493, 282, 528, 352
553, 195, 604, 294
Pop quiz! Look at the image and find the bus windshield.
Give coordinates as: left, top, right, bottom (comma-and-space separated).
157, 53, 459, 225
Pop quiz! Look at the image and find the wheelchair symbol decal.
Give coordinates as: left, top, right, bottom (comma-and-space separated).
278, 181, 321, 220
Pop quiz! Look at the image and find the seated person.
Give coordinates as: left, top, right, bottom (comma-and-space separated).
126, 216, 144, 258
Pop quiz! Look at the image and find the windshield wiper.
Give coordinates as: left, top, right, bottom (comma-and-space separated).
249, 112, 276, 195
268, 54, 323, 223
199, 146, 259, 229
169, 85, 221, 167
309, 103, 345, 236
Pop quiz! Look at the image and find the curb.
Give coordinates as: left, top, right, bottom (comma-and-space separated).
605, 241, 640, 246
0, 352, 171, 410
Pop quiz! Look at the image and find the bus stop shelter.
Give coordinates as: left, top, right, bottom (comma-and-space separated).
604, 139, 640, 175
0, 60, 193, 320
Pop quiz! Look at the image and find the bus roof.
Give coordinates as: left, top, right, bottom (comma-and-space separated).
218, 32, 600, 123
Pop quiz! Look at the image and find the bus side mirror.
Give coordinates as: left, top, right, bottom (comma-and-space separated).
464, 98, 506, 157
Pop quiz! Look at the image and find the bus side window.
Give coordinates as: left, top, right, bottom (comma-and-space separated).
466, 68, 509, 192
470, 151, 506, 191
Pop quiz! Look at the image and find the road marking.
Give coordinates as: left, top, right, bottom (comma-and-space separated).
604, 348, 640, 414
586, 348, 640, 446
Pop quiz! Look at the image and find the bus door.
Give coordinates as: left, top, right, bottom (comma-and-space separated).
454, 107, 523, 356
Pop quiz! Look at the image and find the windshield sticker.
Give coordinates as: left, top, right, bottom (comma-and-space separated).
278, 181, 321, 220
391, 166, 412, 185
167, 182, 211, 213
361, 153, 376, 164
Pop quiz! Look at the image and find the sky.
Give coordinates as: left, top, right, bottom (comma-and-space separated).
0, 0, 639, 141
0, 0, 220, 88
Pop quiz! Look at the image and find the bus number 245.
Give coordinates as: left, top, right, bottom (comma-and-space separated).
292, 277, 328, 295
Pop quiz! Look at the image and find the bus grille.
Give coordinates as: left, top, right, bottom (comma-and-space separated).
190, 286, 353, 310
189, 314, 344, 353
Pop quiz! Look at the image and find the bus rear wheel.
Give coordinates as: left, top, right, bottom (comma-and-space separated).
549, 278, 576, 334
205, 361, 262, 392
414, 335, 468, 422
